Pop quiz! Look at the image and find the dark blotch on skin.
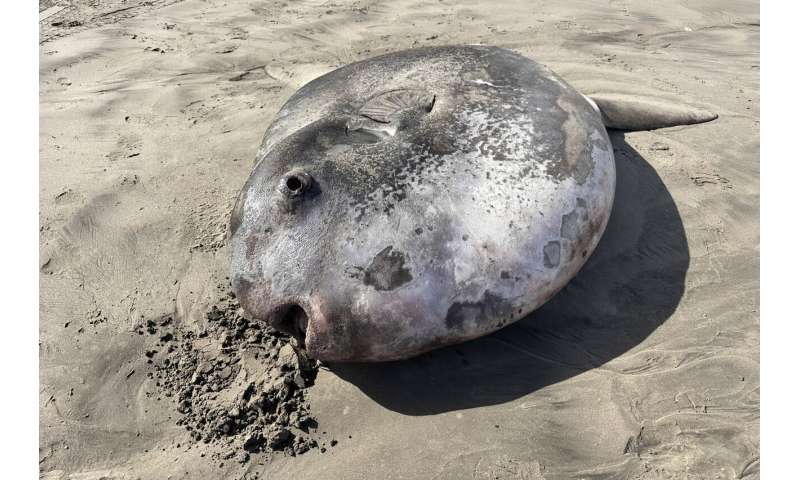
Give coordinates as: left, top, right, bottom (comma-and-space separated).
363, 246, 413, 291
560, 210, 580, 240
560, 198, 590, 241
543, 241, 561, 268
445, 291, 513, 331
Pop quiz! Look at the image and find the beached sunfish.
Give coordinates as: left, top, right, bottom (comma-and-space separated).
229, 45, 715, 361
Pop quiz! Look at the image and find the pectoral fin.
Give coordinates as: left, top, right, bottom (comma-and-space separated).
585, 93, 718, 131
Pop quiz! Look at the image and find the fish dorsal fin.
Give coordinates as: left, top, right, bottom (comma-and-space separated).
359, 89, 436, 124
586, 93, 717, 131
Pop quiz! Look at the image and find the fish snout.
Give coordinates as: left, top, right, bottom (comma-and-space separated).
231, 269, 334, 358
267, 297, 355, 362
232, 272, 370, 361
241, 293, 323, 355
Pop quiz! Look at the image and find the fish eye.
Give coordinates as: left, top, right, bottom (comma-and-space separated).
286, 176, 303, 192
280, 171, 312, 197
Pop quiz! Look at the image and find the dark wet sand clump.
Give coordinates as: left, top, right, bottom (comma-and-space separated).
145, 284, 328, 464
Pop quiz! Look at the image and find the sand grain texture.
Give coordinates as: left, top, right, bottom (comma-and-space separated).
40, 0, 759, 478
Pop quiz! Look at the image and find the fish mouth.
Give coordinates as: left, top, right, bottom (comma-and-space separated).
231, 274, 317, 353
271, 303, 310, 348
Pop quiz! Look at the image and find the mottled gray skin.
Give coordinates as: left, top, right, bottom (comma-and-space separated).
230, 46, 615, 362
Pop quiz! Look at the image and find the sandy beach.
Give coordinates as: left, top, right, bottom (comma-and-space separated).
39, 0, 759, 478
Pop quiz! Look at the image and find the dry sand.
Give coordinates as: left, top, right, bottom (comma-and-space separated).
39, 0, 759, 478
